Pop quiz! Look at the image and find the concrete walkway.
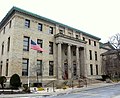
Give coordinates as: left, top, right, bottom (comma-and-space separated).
0, 82, 120, 98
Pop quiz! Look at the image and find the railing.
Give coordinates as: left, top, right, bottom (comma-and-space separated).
44, 80, 56, 92
44, 80, 55, 87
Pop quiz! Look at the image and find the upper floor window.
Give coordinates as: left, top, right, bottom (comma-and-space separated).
9, 20, 12, 28
3, 27, 5, 34
23, 36, 29, 51
89, 39, 91, 45
49, 27, 53, 34
89, 50, 92, 60
37, 60, 42, 76
22, 58, 29, 76
76, 35, 79, 39
38, 23, 43, 31
25, 19, 30, 28
1, 42, 4, 55
94, 41, 96, 46
95, 51, 97, 61
83, 37, 85, 41
59, 29, 64, 34
49, 61, 54, 76
49, 42, 53, 54
7, 37, 10, 52
37, 39, 43, 53
68, 32, 72, 36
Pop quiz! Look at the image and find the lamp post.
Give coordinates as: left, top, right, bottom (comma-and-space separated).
36, 71, 39, 83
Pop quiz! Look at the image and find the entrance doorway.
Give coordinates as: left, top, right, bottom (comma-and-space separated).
63, 63, 68, 80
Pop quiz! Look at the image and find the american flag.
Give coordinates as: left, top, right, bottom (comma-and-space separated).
31, 40, 44, 52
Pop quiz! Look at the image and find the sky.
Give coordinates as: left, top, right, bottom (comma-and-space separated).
0, 0, 120, 43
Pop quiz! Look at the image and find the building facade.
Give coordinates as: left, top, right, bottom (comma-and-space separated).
0, 7, 101, 84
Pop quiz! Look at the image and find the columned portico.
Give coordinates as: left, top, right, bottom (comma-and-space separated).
55, 33, 86, 80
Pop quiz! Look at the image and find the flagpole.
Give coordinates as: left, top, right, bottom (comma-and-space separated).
28, 58, 30, 88
28, 40, 31, 88
29, 39, 45, 88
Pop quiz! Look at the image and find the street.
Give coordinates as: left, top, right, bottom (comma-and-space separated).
47, 84, 120, 98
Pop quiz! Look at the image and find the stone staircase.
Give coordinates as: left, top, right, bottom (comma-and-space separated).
43, 78, 104, 88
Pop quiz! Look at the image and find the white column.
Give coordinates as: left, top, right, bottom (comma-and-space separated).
58, 42, 62, 79
76, 46, 80, 78
80, 47, 87, 77
68, 44, 72, 79
83, 47, 87, 77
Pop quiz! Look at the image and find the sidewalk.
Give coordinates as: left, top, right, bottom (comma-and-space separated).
0, 82, 120, 98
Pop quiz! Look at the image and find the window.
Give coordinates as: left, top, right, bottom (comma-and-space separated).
94, 41, 96, 46
25, 19, 30, 28
95, 51, 97, 61
38, 23, 43, 31
89, 39, 91, 45
73, 64, 77, 76
6, 59, 9, 76
64, 49, 67, 55
49, 27, 53, 34
89, 50, 92, 60
59, 29, 63, 34
90, 64, 93, 75
7, 37, 10, 52
49, 61, 54, 76
1, 42, 4, 55
22, 58, 29, 76
96, 65, 98, 75
68, 32, 72, 36
37, 60, 42, 76
9, 20, 12, 28
23, 36, 29, 51
37, 39, 43, 53
83, 37, 85, 41
3, 27, 5, 34
76, 35, 79, 39
49, 42, 53, 54
73, 51, 76, 56
0, 61, 3, 76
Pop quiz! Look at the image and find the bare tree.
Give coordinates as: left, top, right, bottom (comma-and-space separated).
109, 33, 120, 49
102, 55, 116, 78
102, 33, 120, 78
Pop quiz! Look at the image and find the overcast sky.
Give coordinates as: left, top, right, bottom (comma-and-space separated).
1, 0, 120, 42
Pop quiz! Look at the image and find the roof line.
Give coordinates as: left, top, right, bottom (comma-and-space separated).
0, 6, 101, 40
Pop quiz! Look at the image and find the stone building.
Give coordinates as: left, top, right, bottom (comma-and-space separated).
0, 7, 102, 84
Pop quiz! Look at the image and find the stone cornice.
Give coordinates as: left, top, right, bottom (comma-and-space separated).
54, 33, 87, 44
0, 6, 101, 40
